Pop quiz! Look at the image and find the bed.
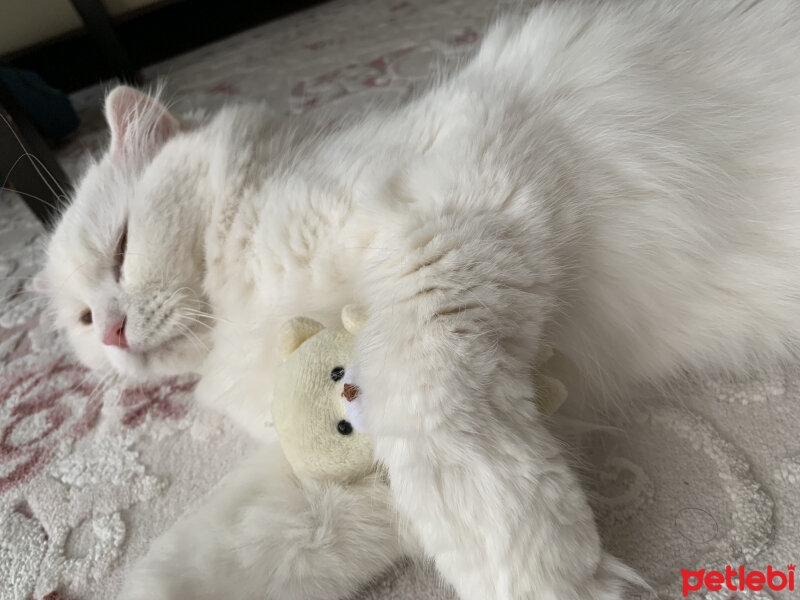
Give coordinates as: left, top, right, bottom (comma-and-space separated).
1, 1, 797, 598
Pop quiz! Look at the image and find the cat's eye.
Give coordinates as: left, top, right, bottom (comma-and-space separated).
113, 222, 128, 282
330, 366, 345, 382
337, 420, 353, 435
79, 309, 93, 325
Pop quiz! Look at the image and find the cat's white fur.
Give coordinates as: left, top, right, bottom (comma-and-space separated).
117, 445, 413, 600
42, 0, 800, 598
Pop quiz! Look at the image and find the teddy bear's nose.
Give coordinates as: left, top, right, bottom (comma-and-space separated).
342, 383, 360, 402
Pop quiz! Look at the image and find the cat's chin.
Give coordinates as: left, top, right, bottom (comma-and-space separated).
106, 336, 207, 381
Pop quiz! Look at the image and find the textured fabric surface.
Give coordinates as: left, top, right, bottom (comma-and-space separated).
1, 1, 798, 598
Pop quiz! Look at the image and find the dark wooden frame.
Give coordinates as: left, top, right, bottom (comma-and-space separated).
0, 79, 71, 227
1, 0, 328, 226
4, 0, 329, 93
69, 0, 142, 85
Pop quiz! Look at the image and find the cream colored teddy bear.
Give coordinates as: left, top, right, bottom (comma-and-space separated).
272, 304, 377, 483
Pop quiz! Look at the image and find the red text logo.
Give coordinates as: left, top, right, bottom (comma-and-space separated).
681, 565, 795, 596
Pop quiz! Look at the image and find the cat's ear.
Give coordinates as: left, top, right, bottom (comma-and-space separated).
105, 85, 179, 165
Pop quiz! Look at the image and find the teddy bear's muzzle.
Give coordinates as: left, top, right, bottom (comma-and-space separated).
342, 383, 360, 402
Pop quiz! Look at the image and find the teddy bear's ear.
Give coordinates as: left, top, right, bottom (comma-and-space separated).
278, 317, 325, 359
342, 304, 368, 334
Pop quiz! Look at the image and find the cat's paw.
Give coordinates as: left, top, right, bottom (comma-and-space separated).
519, 553, 644, 600
579, 553, 648, 600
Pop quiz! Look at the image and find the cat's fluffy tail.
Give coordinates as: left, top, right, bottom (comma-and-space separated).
117, 444, 408, 600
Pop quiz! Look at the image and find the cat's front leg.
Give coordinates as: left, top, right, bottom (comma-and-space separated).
353, 215, 641, 600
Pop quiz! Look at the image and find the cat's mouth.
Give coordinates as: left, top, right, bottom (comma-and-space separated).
108, 330, 206, 379
133, 334, 181, 355
133, 330, 201, 360
114, 330, 190, 359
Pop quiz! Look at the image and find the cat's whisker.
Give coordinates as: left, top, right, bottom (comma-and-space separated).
179, 331, 206, 356
163, 287, 186, 307
1, 281, 46, 298
1, 286, 44, 299
1, 149, 68, 205
170, 321, 200, 352
0, 293, 48, 311
177, 311, 214, 331
27, 152, 70, 200
68, 367, 114, 403
181, 307, 213, 317
163, 287, 207, 312
191, 296, 214, 309
185, 328, 209, 352
182, 307, 229, 324
185, 314, 226, 325
51, 258, 95, 293
85, 370, 116, 402
171, 319, 209, 353
0, 113, 70, 205
110, 383, 125, 408
0, 185, 64, 213
172, 286, 202, 299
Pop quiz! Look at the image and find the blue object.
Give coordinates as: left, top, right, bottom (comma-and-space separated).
0, 66, 80, 140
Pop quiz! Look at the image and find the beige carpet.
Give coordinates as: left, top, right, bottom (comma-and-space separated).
1, 1, 798, 598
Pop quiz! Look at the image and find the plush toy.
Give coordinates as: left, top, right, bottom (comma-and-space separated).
272, 304, 567, 481
272, 304, 377, 483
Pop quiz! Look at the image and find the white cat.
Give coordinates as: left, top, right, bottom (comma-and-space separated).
40, 0, 800, 598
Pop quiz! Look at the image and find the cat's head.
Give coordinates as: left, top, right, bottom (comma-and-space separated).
38, 86, 211, 380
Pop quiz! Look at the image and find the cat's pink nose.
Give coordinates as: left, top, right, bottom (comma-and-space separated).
102, 318, 128, 349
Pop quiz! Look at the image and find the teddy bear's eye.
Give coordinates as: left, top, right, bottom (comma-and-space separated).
337, 420, 353, 435
330, 366, 345, 382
